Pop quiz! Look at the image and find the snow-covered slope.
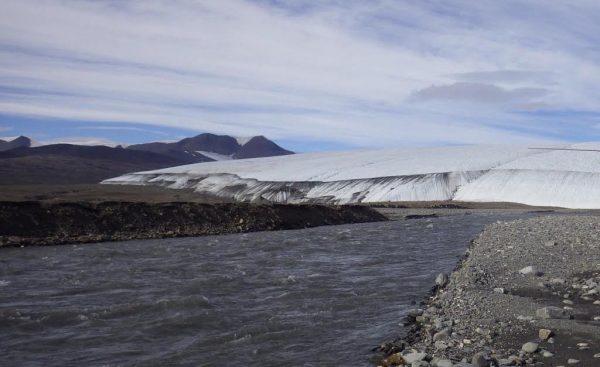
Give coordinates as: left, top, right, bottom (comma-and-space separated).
454, 143, 600, 208
133, 145, 535, 181
103, 143, 600, 208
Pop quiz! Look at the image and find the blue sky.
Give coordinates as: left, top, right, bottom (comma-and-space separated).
1, 0, 600, 151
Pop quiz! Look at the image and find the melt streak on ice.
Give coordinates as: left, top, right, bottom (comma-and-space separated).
103, 144, 600, 208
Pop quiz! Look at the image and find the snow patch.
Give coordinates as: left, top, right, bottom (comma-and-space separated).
196, 151, 234, 161
235, 136, 253, 146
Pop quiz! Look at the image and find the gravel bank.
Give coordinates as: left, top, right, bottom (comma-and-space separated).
378, 215, 600, 367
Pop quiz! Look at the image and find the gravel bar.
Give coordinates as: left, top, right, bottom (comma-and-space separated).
377, 215, 600, 367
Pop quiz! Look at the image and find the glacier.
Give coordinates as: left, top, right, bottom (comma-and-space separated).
103, 143, 600, 208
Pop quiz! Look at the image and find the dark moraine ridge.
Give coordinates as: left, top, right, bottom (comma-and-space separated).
0, 201, 386, 247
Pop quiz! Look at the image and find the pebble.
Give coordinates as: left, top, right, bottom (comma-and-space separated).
517, 315, 533, 321
567, 358, 580, 364
493, 287, 506, 294
403, 351, 428, 364
541, 350, 554, 357
433, 329, 450, 341
381, 353, 404, 367
471, 351, 491, 367
432, 359, 453, 367
436, 273, 449, 288
521, 342, 539, 353
519, 265, 535, 275
538, 328, 553, 340
536, 306, 571, 319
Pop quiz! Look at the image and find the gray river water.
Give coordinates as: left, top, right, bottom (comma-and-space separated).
0, 213, 536, 366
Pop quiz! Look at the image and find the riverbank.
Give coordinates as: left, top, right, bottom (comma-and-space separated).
377, 215, 600, 367
0, 201, 386, 247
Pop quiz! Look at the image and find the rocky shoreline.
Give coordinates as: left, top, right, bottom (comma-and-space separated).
0, 201, 386, 247
377, 215, 600, 367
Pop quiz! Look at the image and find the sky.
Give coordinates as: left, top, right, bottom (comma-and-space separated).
1, 0, 600, 152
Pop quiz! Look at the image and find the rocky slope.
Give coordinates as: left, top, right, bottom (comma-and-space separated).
377, 215, 600, 367
0, 201, 385, 247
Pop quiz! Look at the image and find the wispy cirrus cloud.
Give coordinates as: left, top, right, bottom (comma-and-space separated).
77, 125, 172, 136
0, 0, 599, 148
410, 82, 548, 106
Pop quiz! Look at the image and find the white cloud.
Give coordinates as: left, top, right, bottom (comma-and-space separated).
0, 0, 599, 147
410, 82, 548, 105
41, 136, 121, 147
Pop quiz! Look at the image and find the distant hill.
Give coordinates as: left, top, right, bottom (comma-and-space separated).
0, 136, 33, 152
234, 136, 294, 159
128, 133, 293, 162
0, 133, 294, 185
0, 144, 196, 185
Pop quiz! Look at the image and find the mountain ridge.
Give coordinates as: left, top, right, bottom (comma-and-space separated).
127, 133, 292, 162
0, 133, 294, 185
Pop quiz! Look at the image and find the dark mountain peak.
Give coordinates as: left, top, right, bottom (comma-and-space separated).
177, 133, 240, 155
0, 135, 32, 152
12, 136, 31, 144
234, 136, 293, 159
126, 132, 294, 162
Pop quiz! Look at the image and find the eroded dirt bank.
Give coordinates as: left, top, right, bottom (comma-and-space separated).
0, 201, 386, 247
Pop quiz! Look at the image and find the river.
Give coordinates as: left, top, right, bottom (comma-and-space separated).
0, 212, 535, 366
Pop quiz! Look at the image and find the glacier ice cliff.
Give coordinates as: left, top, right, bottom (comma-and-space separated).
103, 144, 600, 208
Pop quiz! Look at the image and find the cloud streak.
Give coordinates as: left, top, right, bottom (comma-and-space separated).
410, 82, 548, 105
0, 0, 599, 147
